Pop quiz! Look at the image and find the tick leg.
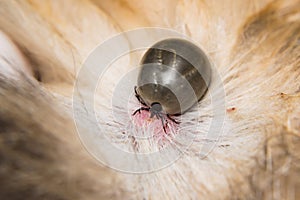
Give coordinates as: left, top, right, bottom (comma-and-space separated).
167, 114, 180, 124
161, 117, 167, 133
134, 86, 147, 106
132, 107, 150, 116
164, 120, 169, 132
162, 125, 167, 133
157, 113, 167, 133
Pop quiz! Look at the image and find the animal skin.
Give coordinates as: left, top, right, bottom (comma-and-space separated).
0, 0, 299, 199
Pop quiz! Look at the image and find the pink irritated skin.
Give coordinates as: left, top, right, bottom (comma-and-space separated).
131, 109, 179, 144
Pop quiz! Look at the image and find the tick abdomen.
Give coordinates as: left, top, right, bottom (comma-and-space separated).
137, 38, 212, 114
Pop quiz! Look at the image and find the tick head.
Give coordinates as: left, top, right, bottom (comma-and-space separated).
149, 102, 163, 118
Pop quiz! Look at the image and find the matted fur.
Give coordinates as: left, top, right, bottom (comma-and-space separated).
0, 0, 299, 199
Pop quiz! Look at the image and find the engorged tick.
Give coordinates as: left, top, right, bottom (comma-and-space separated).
132, 38, 212, 133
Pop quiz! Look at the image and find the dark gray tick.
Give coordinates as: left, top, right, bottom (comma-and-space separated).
133, 38, 212, 132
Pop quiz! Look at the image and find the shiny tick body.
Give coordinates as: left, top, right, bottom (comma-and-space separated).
133, 38, 212, 132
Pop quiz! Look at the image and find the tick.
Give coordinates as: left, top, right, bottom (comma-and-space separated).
133, 38, 212, 132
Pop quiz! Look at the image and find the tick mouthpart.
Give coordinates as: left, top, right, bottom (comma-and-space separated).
149, 102, 163, 118
132, 102, 180, 133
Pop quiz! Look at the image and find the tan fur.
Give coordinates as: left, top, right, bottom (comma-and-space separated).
0, 0, 299, 199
